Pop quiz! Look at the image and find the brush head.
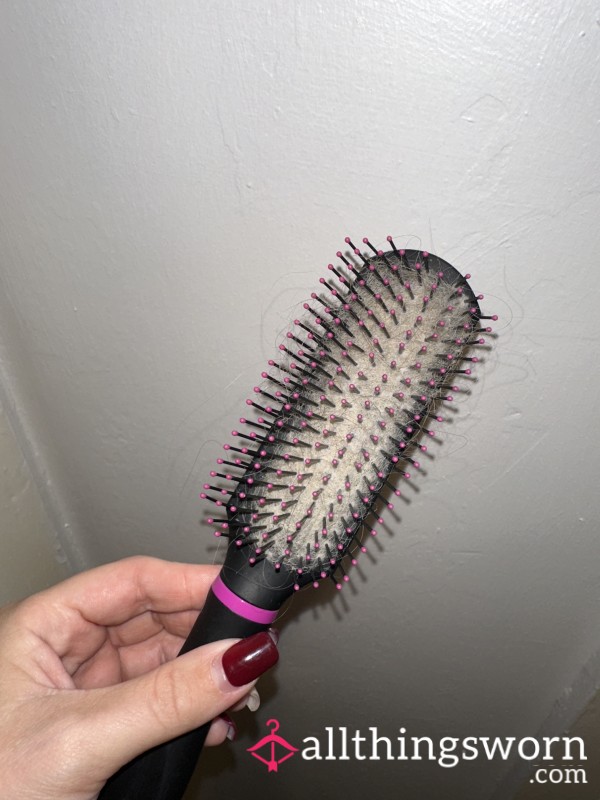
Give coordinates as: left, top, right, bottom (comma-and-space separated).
202, 239, 490, 608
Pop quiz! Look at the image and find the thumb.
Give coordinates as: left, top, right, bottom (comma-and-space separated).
83, 631, 279, 772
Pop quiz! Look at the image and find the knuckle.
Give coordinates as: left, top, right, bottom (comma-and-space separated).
149, 667, 194, 732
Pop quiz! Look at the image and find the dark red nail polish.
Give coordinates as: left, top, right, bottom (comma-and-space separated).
222, 631, 279, 687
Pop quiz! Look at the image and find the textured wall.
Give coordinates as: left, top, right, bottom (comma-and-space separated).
0, 399, 69, 604
1, 1, 599, 798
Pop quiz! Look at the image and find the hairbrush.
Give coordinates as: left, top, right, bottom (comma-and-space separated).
99, 236, 494, 800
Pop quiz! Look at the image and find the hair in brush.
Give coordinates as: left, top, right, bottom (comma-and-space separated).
99, 236, 494, 800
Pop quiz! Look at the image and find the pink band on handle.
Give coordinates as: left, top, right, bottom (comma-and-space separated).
212, 575, 278, 625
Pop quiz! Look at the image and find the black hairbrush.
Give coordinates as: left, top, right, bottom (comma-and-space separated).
99, 236, 494, 800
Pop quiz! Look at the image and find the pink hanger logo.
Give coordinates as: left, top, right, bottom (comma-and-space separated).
247, 718, 298, 773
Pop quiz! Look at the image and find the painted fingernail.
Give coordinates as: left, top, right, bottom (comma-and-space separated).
222, 631, 279, 687
267, 627, 279, 645
220, 713, 237, 741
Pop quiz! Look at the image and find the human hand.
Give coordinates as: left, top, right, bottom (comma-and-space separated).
0, 556, 279, 800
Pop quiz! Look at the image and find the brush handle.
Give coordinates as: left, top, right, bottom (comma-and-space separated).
97, 586, 268, 800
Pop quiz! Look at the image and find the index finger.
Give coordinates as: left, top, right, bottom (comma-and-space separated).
29, 556, 220, 627
8, 558, 221, 666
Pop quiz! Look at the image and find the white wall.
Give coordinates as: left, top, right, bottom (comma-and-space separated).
0, 397, 70, 604
1, 1, 599, 798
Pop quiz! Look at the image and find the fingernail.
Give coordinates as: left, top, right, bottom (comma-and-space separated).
220, 713, 237, 741
267, 627, 279, 645
221, 631, 279, 687
246, 687, 260, 712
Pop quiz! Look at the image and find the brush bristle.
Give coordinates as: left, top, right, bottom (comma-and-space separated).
202, 238, 492, 590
